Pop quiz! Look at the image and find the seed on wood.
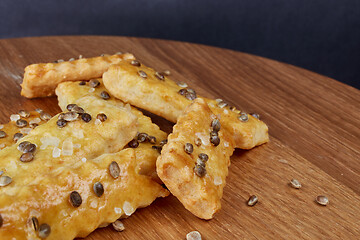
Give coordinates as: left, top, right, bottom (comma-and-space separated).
194, 138, 202, 146
247, 195, 258, 206
35, 108, 43, 113
100, 91, 110, 100
70, 191, 82, 207
177, 82, 188, 88
210, 131, 220, 146
29, 216, 39, 231
20, 152, 34, 162
163, 70, 171, 76
316, 195, 329, 206
238, 112, 249, 122
109, 161, 120, 179
186, 230, 202, 240
16, 119, 28, 128
137, 133, 148, 143
0, 131, 6, 138
290, 179, 302, 189
71, 106, 85, 114
112, 220, 125, 232
184, 143, 193, 154
56, 119, 67, 128
159, 139, 168, 147
89, 79, 100, 88
217, 101, 228, 108
80, 113, 91, 123
198, 153, 209, 162
93, 182, 104, 197
63, 112, 79, 122
194, 164, 206, 177
13, 133, 24, 142
38, 223, 51, 238
196, 158, 206, 168
66, 104, 77, 111
211, 119, 221, 132
251, 113, 260, 119
18, 110, 30, 118
40, 112, 52, 121
128, 139, 139, 148
178, 88, 187, 96
79, 81, 86, 85
185, 91, 197, 100
155, 71, 165, 80
130, 60, 141, 66
69, 57, 75, 61
148, 136, 156, 144
138, 70, 147, 78
0, 175, 12, 187
96, 113, 107, 122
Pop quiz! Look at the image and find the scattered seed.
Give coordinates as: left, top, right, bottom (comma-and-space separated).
79, 81, 86, 85
130, 60, 141, 66
128, 139, 139, 148
178, 88, 187, 96
70, 191, 82, 207
0, 131, 6, 138
20, 152, 34, 162
194, 138, 202, 146
71, 106, 85, 114
18, 110, 30, 118
100, 54, 105, 57
63, 112, 79, 122
138, 70, 147, 78
217, 101, 228, 108
316, 195, 329, 206
18, 141, 30, 151
29, 216, 39, 231
18, 142, 36, 153
186, 230, 202, 240
194, 164, 206, 177
96, 113, 107, 122
69, 57, 75, 61
196, 158, 206, 168
0, 175, 12, 187
211, 119, 221, 132
81, 113, 92, 123
56, 119, 67, 128
29, 123, 39, 128
152, 145, 162, 153
38, 223, 51, 238
112, 220, 125, 232
93, 182, 104, 197
100, 91, 110, 100
185, 91, 197, 100
247, 195, 258, 206
109, 161, 120, 179
229, 106, 236, 111
66, 104, 77, 111
16, 119, 28, 128
163, 70, 171, 76
57, 59, 64, 63
89, 79, 100, 88
238, 113, 249, 122
210, 131, 220, 146
155, 71, 165, 80
159, 139, 168, 147
251, 113, 260, 119
13, 133, 24, 142
137, 133, 148, 143
177, 82, 188, 88
290, 179, 302, 189
148, 136, 156, 144
40, 112, 52, 121
184, 143, 194, 154
35, 108, 43, 113
198, 153, 209, 162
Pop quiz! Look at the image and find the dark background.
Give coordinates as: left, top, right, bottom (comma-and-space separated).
0, 0, 359, 89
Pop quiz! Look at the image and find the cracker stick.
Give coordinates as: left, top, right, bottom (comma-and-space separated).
103, 59, 269, 149
21, 53, 135, 98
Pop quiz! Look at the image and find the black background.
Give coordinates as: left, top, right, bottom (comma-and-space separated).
0, 0, 359, 89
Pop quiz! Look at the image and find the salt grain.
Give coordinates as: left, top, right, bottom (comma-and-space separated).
52, 147, 61, 158
89, 88, 95, 93
214, 176, 222, 186
62, 138, 73, 156
20, 128, 32, 135
114, 207, 122, 214
81, 157, 87, 163
10, 114, 20, 122
123, 201, 135, 216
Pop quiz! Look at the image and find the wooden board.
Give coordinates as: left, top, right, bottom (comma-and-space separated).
0, 36, 359, 239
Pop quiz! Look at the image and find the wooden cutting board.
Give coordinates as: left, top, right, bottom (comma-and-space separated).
0, 36, 359, 239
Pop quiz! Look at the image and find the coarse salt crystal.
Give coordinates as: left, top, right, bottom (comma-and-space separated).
90, 200, 98, 208
73, 129, 84, 139
20, 128, 32, 135
223, 109, 229, 114
73, 143, 81, 149
195, 132, 210, 146
62, 138, 73, 156
214, 176, 222, 186
52, 147, 61, 158
94, 119, 102, 125
123, 201, 135, 216
40, 135, 60, 149
29, 118, 41, 124
224, 141, 229, 147
0, 143, 6, 149
10, 114, 20, 122
114, 207, 122, 214
0, 125, 3, 129
89, 88, 95, 93
81, 158, 87, 163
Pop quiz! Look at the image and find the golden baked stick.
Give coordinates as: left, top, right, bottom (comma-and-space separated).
55, 79, 169, 180
0, 110, 51, 150
102, 59, 269, 149
0, 96, 144, 239
21, 53, 135, 98
157, 98, 235, 219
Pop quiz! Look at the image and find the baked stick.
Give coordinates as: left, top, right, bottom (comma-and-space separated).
55, 79, 169, 181
157, 98, 235, 219
21, 53, 135, 98
102, 59, 269, 149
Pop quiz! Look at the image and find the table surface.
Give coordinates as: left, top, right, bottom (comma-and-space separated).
0, 36, 359, 239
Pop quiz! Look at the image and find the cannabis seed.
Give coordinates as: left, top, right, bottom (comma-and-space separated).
16, 119, 28, 128
100, 91, 110, 100
185, 91, 197, 100
138, 70, 147, 78
0, 175, 12, 187
247, 195, 258, 206
316, 195, 329, 206
93, 182, 104, 197
13, 133, 24, 142
251, 113, 260, 119
69, 191, 82, 207
20, 152, 34, 162
112, 220, 125, 232
71, 106, 85, 114
184, 143, 193, 154
137, 133, 148, 143
198, 153, 209, 162
40, 112, 52, 121
194, 164, 206, 177
0, 131, 6, 138
18, 110, 30, 118
155, 72, 165, 80
38, 223, 51, 238
63, 112, 79, 121
159, 139, 168, 146
148, 136, 156, 144
210, 131, 220, 146
194, 138, 202, 146
290, 179, 302, 189
178, 89, 187, 96
109, 161, 120, 179
79, 81, 86, 85
128, 139, 139, 148
96, 113, 107, 122
29, 216, 39, 231
66, 104, 77, 111
89, 79, 100, 88
81, 113, 92, 122
56, 119, 67, 128
211, 119, 221, 132
238, 112, 249, 122
130, 60, 141, 66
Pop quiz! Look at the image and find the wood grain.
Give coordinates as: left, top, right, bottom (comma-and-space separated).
0, 36, 359, 239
